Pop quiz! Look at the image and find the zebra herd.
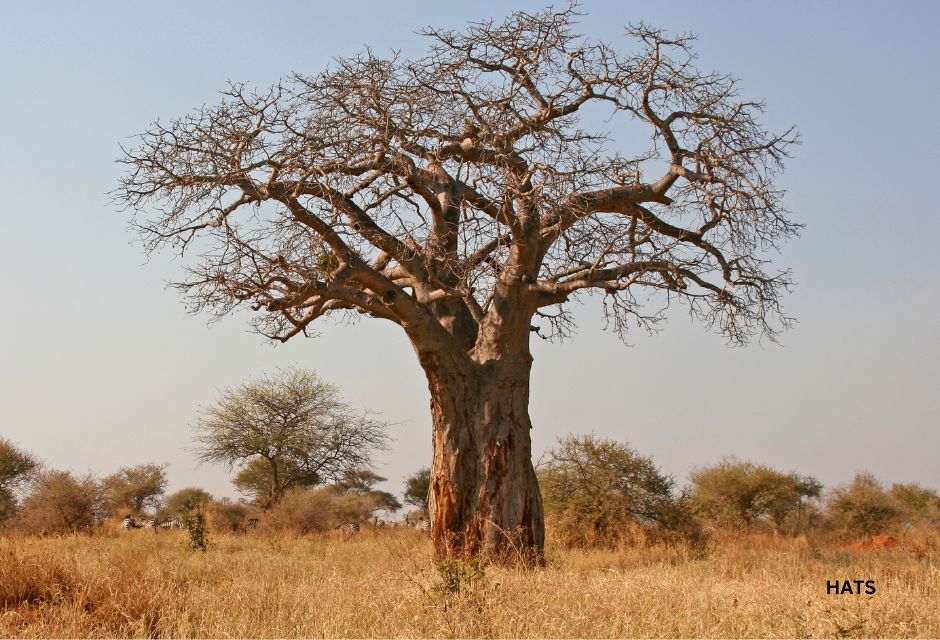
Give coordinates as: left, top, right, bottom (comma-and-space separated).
336, 518, 431, 535
120, 515, 182, 530
120, 513, 432, 535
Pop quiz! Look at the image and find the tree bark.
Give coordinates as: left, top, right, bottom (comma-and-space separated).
417, 347, 544, 563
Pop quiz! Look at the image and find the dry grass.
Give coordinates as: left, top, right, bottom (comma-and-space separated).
1, 527, 938, 638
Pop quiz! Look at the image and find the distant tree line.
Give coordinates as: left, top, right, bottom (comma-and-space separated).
538, 434, 940, 548
2, 370, 937, 542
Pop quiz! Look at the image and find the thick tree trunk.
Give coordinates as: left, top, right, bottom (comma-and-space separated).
419, 350, 544, 563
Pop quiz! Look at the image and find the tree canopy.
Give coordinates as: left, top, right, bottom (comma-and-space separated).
403, 467, 431, 512
117, 4, 797, 348
102, 463, 168, 516
826, 473, 902, 536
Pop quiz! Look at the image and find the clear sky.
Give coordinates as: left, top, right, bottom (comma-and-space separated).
1, 1, 937, 502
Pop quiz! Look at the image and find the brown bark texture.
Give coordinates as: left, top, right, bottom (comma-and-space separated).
421, 348, 544, 560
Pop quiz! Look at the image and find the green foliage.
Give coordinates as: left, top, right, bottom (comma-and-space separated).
102, 463, 167, 516
538, 434, 695, 546
827, 473, 902, 535
195, 367, 387, 510
690, 459, 821, 530
182, 505, 209, 551
435, 557, 485, 596
404, 467, 431, 511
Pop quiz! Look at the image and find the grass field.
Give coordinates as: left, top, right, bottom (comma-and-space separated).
1, 527, 938, 638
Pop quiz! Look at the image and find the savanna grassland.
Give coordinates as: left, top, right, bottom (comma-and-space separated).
1, 526, 938, 638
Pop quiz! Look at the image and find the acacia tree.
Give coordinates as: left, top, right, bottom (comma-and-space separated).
117, 6, 798, 559
195, 368, 387, 510
102, 463, 168, 516
404, 467, 431, 512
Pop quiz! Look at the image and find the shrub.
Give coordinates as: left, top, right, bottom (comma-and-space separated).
206, 498, 250, 532
183, 506, 209, 551
0, 438, 39, 522
13, 471, 106, 535
539, 434, 697, 547
826, 473, 901, 535
890, 482, 940, 526
261, 488, 336, 534
690, 459, 821, 531
162, 487, 212, 519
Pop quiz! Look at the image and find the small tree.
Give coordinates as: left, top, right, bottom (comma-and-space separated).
0, 438, 39, 521
404, 467, 431, 513
827, 473, 901, 536
195, 368, 388, 510
538, 434, 691, 546
15, 471, 106, 534
690, 459, 821, 530
102, 463, 168, 516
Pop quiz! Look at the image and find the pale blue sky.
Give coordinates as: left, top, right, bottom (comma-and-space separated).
0, 2, 937, 501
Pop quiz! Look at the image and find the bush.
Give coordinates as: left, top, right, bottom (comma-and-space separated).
206, 498, 251, 532
162, 487, 213, 518
890, 482, 940, 527
827, 473, 902, 535
182, 505, 209, 551
539, 434, 698, 547
0, 438, 39, 522
13, 471, 106, 535
690, 459, 821, 532
261, 488, 336, 534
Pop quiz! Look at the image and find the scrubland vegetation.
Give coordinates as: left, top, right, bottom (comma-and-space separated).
2, 432, 940, 637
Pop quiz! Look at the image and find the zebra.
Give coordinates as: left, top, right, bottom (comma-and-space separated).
415, 518, 432, 535
121, 515, 141, 530
338, 522, 360, 534
243, 517, 260, 531
159, 517, 182, 529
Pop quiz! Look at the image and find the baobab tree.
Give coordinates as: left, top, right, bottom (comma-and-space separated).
117, 5, 799, 560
